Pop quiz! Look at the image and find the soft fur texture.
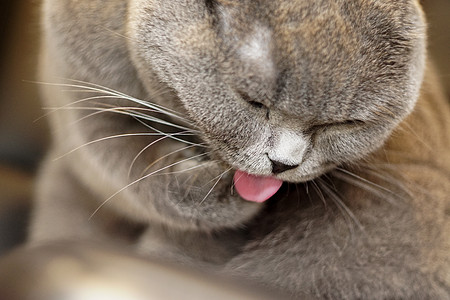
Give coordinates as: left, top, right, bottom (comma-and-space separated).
30, 0, 450, 298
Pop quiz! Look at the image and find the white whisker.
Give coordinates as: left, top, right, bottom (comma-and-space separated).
317, 178, 365, 234
334, 167, 403, 205
198, 167, 232, 205
311, 180, 327, 207
202, 167, 232, 188
154, 161, 212, 177
127, 132, 198, 178
360, 166, 413, 198
89, 152, 209, 220
53, 132, 195, 161
64, 78, 186, 120
397, 121, 433, 152
128, 135, 172, 178
49, 105, 198, 133
140, 145, 209, 176
65, 106, 159, 126
36, 95, 118, 122
131, 115, 202, 148
32, 79, 191, 123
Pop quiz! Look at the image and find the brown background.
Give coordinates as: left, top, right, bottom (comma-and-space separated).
0, 0, 448, 254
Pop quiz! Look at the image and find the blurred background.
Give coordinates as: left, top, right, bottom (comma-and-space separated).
0, 0, 449, 255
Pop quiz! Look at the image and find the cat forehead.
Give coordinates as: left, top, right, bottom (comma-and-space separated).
213, 7, 276, 83
237, 25, 276, 77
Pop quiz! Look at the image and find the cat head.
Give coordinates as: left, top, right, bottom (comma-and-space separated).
128, 0, 426, 183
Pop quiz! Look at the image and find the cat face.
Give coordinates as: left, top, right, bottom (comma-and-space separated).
128, 0, 425, 183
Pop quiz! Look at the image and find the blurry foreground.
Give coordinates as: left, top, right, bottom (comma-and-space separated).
0, 242, 292, 300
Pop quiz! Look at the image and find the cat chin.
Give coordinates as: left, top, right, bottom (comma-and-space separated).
142, 161, 265, 231
158, 192, 264, 231
148, 160, 334, 232
279, 163, 337, 183
281, 172, 326, 184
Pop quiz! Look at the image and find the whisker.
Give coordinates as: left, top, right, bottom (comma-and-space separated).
99, 25, 137, 42
65, 106, 161, 126
202, 167, 233, 188
358, 165, 413, 197
128, 135, 172, 179
131, 115, 203, 150
89, 152, 209, 220
64, 78, 185, 119
317, 178, 365, 234
180, 172, 202, 201
36, 95, 120, 122
294, 183, 302, 208
33, 79, 190, 123
140, 145, 209, 177
397, 121, 433, 153
127, 132, 198, 178
359, 162, 437, 200
230, 171, 245, 195
125, 110, 198, 132
154, 161, 212, 177
304, 181, 314, 206
43, 104, 198, 133
43, 102, 202, 150
53, 132, 195, 161
333, 167, 403, 205
198, 167, 232, 205
311, 179, 327, 207
33, 81, 130, 99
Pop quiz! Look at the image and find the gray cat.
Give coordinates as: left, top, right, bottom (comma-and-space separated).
30, 0, 450, 298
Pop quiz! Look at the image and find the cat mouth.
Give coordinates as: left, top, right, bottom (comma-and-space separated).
233, 170, 283, 203
189, 136, 332, 203
188, 145, 283, 203
231, 164, 336, 202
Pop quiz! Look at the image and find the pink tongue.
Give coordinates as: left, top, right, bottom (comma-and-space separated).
233, 170, 283, 203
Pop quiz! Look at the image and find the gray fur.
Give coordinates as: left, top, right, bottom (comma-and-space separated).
30, 0, 450, 298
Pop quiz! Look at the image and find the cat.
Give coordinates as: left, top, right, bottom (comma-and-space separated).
30, 0, 450, 298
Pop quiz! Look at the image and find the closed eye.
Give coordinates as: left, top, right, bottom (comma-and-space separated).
238, 91, 270, 119
308, 119, 366, 132
248, 101, 265, 109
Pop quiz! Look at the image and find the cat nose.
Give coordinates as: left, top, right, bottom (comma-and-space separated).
270, 159, 299, 174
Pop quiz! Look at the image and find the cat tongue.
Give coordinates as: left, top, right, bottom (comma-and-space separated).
233, 170, 283, 203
